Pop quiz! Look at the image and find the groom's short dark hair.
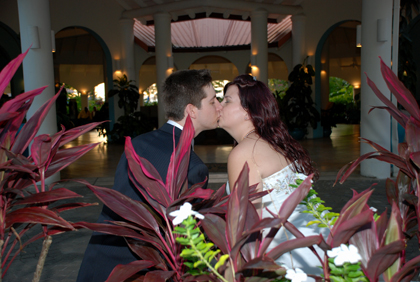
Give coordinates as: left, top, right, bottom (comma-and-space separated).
162, 69, 212, 121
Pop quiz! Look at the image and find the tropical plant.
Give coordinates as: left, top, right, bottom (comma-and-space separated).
0, 49, 105, 281
336, 57, 420, 281
108, 111, 155, 143
109, 74, 139, 116
277, 61, 320, 134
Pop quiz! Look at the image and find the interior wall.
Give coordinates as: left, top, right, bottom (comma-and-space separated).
59, 64, 104, 94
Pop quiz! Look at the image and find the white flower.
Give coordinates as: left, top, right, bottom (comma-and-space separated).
296, 173, 313, 183
169, 202, 204, 225
327, 244, 362, 266
285, 268, 308, 282
370, 207, 377, 213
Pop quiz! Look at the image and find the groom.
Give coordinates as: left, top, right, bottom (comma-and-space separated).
77, 69, 222, 282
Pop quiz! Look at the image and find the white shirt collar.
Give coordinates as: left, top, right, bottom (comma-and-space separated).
167, 120, 183, 130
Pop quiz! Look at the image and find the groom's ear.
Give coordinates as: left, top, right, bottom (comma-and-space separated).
185, 104, 197, 119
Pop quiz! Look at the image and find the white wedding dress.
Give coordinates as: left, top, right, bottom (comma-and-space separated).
227, 163, 329, 279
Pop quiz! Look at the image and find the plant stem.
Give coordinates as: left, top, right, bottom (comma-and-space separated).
186, 228, 228, 282
32, 236, 52, 282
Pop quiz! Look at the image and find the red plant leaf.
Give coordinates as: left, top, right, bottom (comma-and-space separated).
278, 174, 313, 220
126, 239, 168, 271
171, 115, 194, 199
0, 48, 29, 95
125, 137, 171, 207
128, 169, 167, 218
105, 260, 155, 282
335, 189, 372, 225
169, 187, 213, 208
379, 57, 420, 120
410, 152, 420, 170
85, 183, 160, 234
52, 202, 98, 213
405, 117, 420, 153
6, 207, 74, 229
365, 240, 405, 282
201, 214, 229, 254
368, 106, 409, 127
349, 210, 389, 268
240, 201, 261, 262
45, 143, 100, 178
365, 72, 409, 127
386, 178, 398, 205
13, 188, 82, 206
143, 270, 176, 282
31, 134, 53, 168
57, 121, 107, 146
329, 209, 373, 247
11, 89, 61, 155
266, 235, 323, 261
226, 162, 249, 250
241, 256, 283, 271
390, 254, 420, 282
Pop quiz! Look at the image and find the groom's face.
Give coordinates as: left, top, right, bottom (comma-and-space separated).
193, 84, 222, 134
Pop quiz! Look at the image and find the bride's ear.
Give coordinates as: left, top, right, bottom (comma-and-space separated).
244, 112, 250, 121
185, 104, 197, 119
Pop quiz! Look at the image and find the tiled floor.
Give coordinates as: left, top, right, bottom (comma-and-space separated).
61, 124, 362, 181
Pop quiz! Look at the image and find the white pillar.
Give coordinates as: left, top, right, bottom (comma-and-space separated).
18, 0, 59, 182
251, 8, 268, 84
119, 18, 136, 82
291, 14, 306, 67
154, 12, 172, 127
360, 0, 394, 178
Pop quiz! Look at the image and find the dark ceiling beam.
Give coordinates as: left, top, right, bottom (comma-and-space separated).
122, 0, 303, 19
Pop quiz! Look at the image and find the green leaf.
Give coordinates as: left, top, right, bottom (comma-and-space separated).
330, 275, 346, 282
175, 237, 190, 245
348, 271, 365, 278
215, 254, 229, 271
307, 220, 321, 226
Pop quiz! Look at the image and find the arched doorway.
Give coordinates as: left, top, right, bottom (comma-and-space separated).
0, 21, 24, 97
315, 20, 361, 138
53, 26, 113, 129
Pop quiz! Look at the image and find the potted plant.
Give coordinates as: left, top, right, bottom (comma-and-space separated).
277, 60, 320, 140
108, 75, 154, 143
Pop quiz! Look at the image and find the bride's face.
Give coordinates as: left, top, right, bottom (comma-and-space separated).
219, 84, 248, 130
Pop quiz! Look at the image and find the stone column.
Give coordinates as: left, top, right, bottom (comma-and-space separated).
119, 18, 136, 82
291, 13, 306, 67
360, 0, 394, 178
154, 12, 172, 127
18, 0, 58, 182
251, 8, 268, 84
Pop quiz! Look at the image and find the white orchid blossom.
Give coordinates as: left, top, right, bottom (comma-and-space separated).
370, 206, 378, 213
327, 244, 362, 266
169, 202, 204, 225
285, 268, 308, 282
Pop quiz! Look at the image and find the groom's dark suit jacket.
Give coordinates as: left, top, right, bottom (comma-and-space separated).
76, 123, 208, 282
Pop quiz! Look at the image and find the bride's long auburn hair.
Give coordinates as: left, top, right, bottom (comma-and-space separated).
224, 74, 318, 180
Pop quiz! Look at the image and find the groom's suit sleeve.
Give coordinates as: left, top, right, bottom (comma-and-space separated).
76, 124, 208, 282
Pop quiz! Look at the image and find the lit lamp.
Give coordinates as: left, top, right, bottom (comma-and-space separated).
356, 25, 362, 48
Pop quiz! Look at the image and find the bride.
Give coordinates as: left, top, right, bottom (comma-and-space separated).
218, 74, 327, 278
